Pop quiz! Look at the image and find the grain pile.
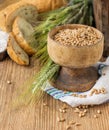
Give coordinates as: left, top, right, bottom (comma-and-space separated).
54, 27, 101, 46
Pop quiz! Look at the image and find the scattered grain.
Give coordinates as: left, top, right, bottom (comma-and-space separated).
97, 110, 101, 114
78, 105, 89, 109
94, 115, 98, 118
7, 80, 11, 84
62, 109, 66, 113
57, 117, 66, 122
85, 105, 88, 109
69, 121, 76, 125
90, 89, 97, 96
72, 93, 78, 97
79, 111, 85, 118
59, 108, 66, 113
75, 123, 81, 126
78, 105, 82, 109
90, 88, 107, 96
43, 103, 48, 106
101, 88, 107, 94
66, 125, 72, 130
62, 105, 68, 110
82, 105, 87, 109
79, 94, 87, 98
59, 109, 63, 113
74, 108, 80, 113
84, 109, 88, 113
79, 113, 82, 117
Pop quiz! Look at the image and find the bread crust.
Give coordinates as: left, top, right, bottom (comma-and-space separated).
7, 33, 29, 65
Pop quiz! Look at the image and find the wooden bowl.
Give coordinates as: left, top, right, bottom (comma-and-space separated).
47, 24, 104, 68
47, 24, 104, 92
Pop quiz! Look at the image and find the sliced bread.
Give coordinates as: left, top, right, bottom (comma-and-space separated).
7, 33, 29, 65
13, 17, 37, 55
4, 2, 38, 32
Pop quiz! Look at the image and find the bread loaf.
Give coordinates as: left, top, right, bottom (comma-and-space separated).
23, 0, 67, 13
13, 17, 37, 55
7, 33, 29, 65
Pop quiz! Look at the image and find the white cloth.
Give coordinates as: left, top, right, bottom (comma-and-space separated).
45, 57, 109, 107
0, 30, 9, 52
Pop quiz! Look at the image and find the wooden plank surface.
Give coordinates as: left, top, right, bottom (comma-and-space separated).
0, 58, 109, 130
0, 1, 109, 130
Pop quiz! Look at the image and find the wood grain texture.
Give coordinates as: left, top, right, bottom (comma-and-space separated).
0, 58, 109, 130
0, 1, 109, 130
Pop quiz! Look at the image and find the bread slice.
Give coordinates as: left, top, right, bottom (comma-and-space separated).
12, 17, 37, 55
7, 33, 29, 65
4, 2, 38, 32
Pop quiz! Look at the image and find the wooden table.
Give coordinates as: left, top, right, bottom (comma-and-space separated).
0, 1, 109, 130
